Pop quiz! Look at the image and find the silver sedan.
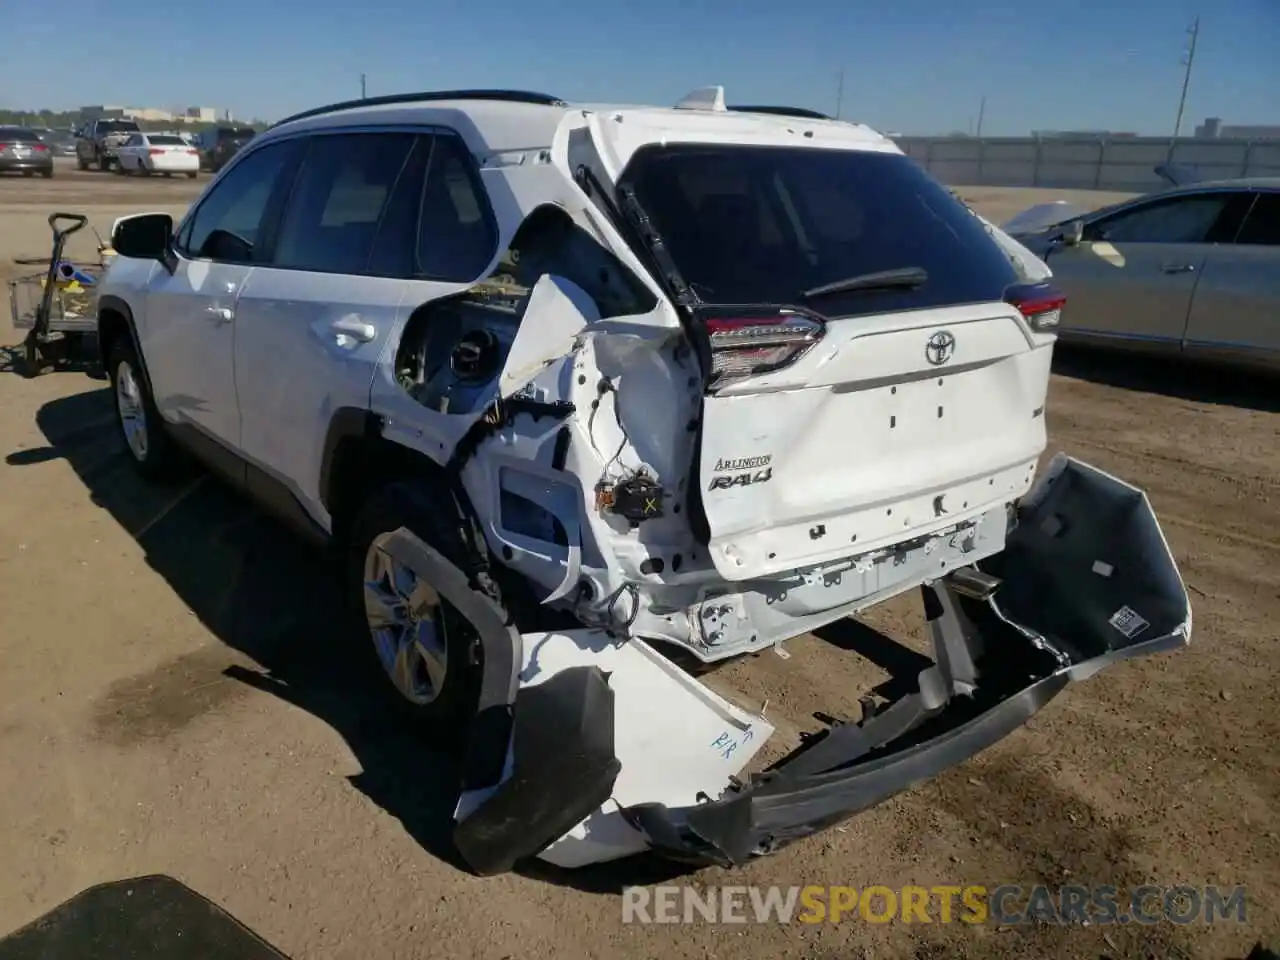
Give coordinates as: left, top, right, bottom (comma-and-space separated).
1003, 173, 1280, 372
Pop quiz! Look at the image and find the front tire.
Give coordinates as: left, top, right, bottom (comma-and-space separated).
107, 336, 179, 478
346, 483, 487, 750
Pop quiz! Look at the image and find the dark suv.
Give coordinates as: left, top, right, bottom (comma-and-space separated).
76, 118, 143, 171
197, 125, 257, 172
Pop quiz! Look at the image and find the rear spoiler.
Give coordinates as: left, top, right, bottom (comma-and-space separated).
1154, 161, 1204, 187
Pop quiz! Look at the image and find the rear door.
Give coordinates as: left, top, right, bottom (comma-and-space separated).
232, 129, 433, 521
1046, 191, 1247, 348
1183, 190, 1280, 367
619, 143, 1052, 580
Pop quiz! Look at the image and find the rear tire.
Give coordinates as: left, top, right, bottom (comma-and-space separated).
107, 336, 180, 479
77, 156, 89, 171
186, 172, 198, 179
346, 482, 487, 752
41, 168, 53, 179
21, 170, 33, 178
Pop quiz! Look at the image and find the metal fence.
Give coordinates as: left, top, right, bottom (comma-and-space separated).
893, 135, 1280, 191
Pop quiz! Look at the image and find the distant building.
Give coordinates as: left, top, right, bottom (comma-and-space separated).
1194, 117, 1280, 139
77, 105, 128, 121
78, 104, 223, 125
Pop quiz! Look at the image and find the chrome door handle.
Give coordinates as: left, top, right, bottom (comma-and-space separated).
330, 318, 377, 343
1161, 263, 1196, 274
205, 306, 234, 324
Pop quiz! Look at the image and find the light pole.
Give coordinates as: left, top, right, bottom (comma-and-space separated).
1173, 17, 1199, 139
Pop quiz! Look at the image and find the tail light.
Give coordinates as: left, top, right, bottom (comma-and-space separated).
701, 310, 825, 388
186, 149, 199, 156
1005, 281, 1066, 332
148, 148, 165, 156
0, 144, 9, 151
33, 143, 48, 153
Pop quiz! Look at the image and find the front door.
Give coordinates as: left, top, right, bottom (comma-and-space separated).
142, 138, 302, 463
1047, 192, 1246, 349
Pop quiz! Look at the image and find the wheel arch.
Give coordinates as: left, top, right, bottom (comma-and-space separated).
320, 408, 476, 548
97, 295, 154, 391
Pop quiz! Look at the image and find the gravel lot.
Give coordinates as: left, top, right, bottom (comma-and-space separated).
0, 167, 1276, 960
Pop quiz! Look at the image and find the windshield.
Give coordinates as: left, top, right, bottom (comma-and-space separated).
99, 120, 141, 134
619, 144, 1020, 318
218, 128, 255, 140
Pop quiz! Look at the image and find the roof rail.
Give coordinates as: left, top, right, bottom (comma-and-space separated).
270, 89, 567, 129
728, 105, 833, 121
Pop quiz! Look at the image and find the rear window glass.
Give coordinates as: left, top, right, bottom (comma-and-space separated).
0, 128, 41, 142
218, 128, 255, 139
147, 135, 187, 145
99, 121, 140, 133
619, 145, 1021, 317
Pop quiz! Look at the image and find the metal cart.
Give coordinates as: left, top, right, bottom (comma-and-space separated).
8, 212, 114, 378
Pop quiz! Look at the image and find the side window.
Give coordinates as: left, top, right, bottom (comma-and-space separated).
1235, 194, 1280, 246
416, 135, 498, 282
180, 140, 295, 263
493, 205, 657, 319
271, 132, 416, 275
365, 136, 432, 277
1086, 194, 1230, 244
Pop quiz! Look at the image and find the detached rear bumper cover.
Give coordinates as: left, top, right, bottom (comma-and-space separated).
447, 454, 1190, 873
627, 453, 1191, 866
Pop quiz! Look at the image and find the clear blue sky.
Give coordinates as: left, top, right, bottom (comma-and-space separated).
6, 0, 1276, 134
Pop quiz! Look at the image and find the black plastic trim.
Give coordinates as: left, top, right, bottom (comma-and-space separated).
96, 295, 150, 384
370, 527, 523, 795
271, 90, 567, 130
165, 423, 328, 545
318, 407, 383, 513
728, 105, 834, 120
453, 666, 620, 876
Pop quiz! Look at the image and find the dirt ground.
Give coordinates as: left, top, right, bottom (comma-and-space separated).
0, 166, 1276, 960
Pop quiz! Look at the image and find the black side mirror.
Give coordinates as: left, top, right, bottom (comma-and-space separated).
113, 213, 174, 264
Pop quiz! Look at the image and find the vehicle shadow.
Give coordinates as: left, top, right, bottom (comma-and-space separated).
0, 338, 104, 380
1051, 343, 1280, 413
8, 385, 697, 893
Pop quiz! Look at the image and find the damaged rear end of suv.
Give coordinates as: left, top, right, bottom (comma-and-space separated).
102, 87, 1190, 877
386, 90, 1192, 875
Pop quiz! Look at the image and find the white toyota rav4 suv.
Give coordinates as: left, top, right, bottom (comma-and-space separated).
98, 87, 1191, 876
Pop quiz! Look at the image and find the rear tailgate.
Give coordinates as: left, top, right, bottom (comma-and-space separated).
614, 135, 1054, 581
698, 304, 1049, 579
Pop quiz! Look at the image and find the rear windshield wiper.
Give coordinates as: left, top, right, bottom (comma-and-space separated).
801, 266, 928, 301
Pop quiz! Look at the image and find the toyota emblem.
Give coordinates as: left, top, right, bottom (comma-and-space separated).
926, 330, 956, 366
